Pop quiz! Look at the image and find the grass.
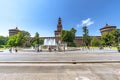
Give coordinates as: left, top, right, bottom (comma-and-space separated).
112, 47, 117, 50
89, 46, 118, 50
0, 48, 4, 50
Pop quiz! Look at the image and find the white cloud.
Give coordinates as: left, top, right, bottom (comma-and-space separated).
77, 24, 81, 28
77, 18, 94, 27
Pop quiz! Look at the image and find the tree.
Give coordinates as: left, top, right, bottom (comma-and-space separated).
0, 36, 8, 45
70, 28, 77, 34
61, 28, 77, 46
7, 35, 17, 47
35, 32, 40, 46
16, 30, 31, 47
7, 30, 31, 47
61, 30, 74, 42
0, 36, 8, 48
70, 28, 77, 41
32, 32, 44, 47
91, 37, 101, 47
82, 26, 91, 48
112, 29, 120, 46
101, 33, 114, 46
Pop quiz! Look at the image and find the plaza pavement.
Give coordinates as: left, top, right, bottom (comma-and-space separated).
0, 49, 120, 80
0, 63, 120, 80
0, 49, 119, 62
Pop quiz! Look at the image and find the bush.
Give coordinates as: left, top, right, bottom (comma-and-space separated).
76, 44, 81, 47
0, 45, 4, 48
67, 42, 76, 47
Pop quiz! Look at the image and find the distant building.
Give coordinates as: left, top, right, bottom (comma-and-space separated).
100, 24, 116, 35
54, 17, 62, 44
9, 27, 20, 36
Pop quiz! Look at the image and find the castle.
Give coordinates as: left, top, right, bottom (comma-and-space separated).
100, 24, 116, 35
9, 27, 20, 36
9, 18, 117, 45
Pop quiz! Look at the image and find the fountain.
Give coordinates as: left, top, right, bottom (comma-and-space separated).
40, 38, 57, 52
44, 38, 57, 46
40, 38, 67, 52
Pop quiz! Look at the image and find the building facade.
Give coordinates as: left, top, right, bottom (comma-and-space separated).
9, 27, 20, 36
54, 17, 62, 44
100, 24, 116, 35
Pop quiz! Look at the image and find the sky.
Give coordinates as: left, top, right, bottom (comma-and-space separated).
0, 0, 120, 37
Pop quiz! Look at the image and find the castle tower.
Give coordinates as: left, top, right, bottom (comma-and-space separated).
55, 17, 63, 44
100, 24, 116, 35
57, 17, 62, 31
9, 27, 20, 36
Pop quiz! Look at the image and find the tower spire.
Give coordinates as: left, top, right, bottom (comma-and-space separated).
58, 17, 61, 24
57, 17, 62, 31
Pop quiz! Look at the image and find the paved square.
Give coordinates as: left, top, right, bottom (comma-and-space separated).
0, 51, 120, 80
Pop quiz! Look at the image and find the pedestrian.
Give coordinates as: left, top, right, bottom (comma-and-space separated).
54, 48, 56, 53
35, 47, 39, 52
37, 47, 39, 52
9, 48, 12, 53
15, 48, 18, 52
49, 47, 51, 52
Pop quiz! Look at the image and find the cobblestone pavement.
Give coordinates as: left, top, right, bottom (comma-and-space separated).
0, 63, 120, 80
0, 52, 120, 62
0, 51, 120, 80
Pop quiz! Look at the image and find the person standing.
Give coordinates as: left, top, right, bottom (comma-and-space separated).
15, 48, 18, 52
9, 48, 12, 53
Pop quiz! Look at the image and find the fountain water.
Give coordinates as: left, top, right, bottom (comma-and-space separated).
42, 38, 67, 52
44, 38, 57, 46
41, 38, 57, 51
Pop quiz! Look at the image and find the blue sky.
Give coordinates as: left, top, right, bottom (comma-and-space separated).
0, 0, 120, 37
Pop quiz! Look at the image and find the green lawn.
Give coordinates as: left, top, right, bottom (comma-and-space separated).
90, 46, 118, 50
112, 47, 117, 50
0, 48, 4, 50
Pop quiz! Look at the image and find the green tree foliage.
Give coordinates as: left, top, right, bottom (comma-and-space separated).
0, 36, 8, 45
82, 26, 91, 48
101, 33, 114, 46
70, 28, 77, 40
111, 29, 120, 46
70, 28, 77, 34
61, 28, 77, 46
7, 30, 31, 47
7, 35, 17, 47
91, 37, 101, 47
101, 29, 120, 47
16, 31, 31, 47
61, 30, 73, 42
32, 32, 44, 47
